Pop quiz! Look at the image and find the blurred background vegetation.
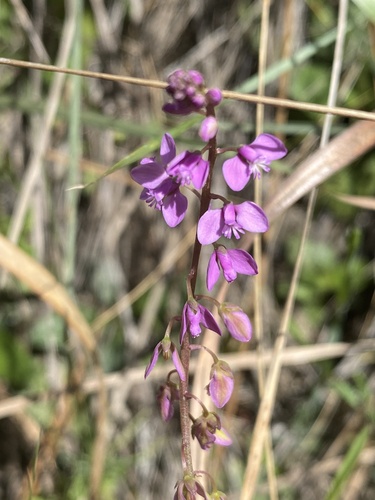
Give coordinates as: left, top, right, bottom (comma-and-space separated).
0, 0, 374, 498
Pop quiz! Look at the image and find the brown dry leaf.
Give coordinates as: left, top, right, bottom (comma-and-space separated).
334, 193, 375, 210
0, 234, 96, 352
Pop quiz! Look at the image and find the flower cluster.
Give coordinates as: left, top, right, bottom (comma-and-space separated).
131, 69, 287, 498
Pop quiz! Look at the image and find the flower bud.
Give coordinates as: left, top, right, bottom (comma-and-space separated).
199, 116, 218, 142
205, 88, 222, 107
157, 382, 179, 422
207, 360, 234, 408
219, 303, 252, 342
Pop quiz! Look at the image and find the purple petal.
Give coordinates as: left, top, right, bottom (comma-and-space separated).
131, 162, 169, 189
191, 157, 209, 189
162, 190, 188, 227
227, 248, 258, 275
250, 133, 288, 161
180, 303, 188, 344
160, 133, 176, 164
198, 305, 222, 336
206, 251, 221, 291
209, 366, 234, 408
235, 201, 269, 233
144, 342, 161, 378
222, 156, 250, 191
171, 346, 186, 381
214, 427, 233, 446
222, 308, 252, 342
197, 209, 224, 245
216, 249, 237, 283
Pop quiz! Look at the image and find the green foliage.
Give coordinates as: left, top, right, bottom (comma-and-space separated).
0, 329, 36, 389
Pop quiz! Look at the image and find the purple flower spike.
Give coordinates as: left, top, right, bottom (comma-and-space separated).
145, 337, 186, 381
163, 69, 206, 115
223, 133, 287, 191
207, 246, 258, 290
180, 300, 221, 343
166, 151, 209, 189
197, 201, 269, 245
199, 116, 218, 142
207, 360, 234, 408
219, 303, 252, 342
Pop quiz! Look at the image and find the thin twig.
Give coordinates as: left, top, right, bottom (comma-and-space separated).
0, 57, 374, 121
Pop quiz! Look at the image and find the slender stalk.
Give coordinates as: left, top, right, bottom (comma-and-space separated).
178, 108, 217, 475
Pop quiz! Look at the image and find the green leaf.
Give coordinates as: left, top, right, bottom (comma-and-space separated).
325, 426, 369, 500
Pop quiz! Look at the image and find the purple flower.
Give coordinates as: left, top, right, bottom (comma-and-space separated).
218, 303, 252, 342
191, 411, 221, 450
206, 246, 258, 290
191, 412, 232, 450
144, 337, 186, 381
166, 151, 209, 189
199, 116, 218, 142
222, 133, 287, 191
207, 360, 234, 408
180, 300, 221, 343
197, 201, 269, 245
131, 133, 189, 227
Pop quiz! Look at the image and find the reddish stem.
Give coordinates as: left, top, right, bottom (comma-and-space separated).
178, 105, 217, 475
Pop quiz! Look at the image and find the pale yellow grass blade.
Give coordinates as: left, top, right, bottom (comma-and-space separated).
0, 234, 96, 352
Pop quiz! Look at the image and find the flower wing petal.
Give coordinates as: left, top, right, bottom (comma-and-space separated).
144, 342, 161, 378
235, 201, 269, 233
222, 156, 249, 191
162, 190, 188, 227
131, 162, 168, 189
250, 133, 288, 160
198, 305, 222, 336
171, 346, 186, 381
206, 251, 221, 291
160, 133, 176, 164
197, 209, 223, 245
227, 248, 258, 275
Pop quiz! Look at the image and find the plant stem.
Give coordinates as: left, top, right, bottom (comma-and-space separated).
178, 107, 217, 475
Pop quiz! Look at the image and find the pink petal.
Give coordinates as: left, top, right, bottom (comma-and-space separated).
199, 305, 222, 336
191, 158, 209, 189
250, 133, 288, 160
162, 190, 188, 227
131, 162, 169, 189
160, 133, 176, 164
235, 201, 269, 233
206, 251, 221, 291
144, 342, 161, 378
180, 303, 188, 344
214, 427, 233, 446
197, 209, 223, 245
227, 249, 258, 275
171, 346, 186, 381
222, 156, 250, 191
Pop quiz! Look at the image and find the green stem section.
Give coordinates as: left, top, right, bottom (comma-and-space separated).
178, 107, 217, 475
